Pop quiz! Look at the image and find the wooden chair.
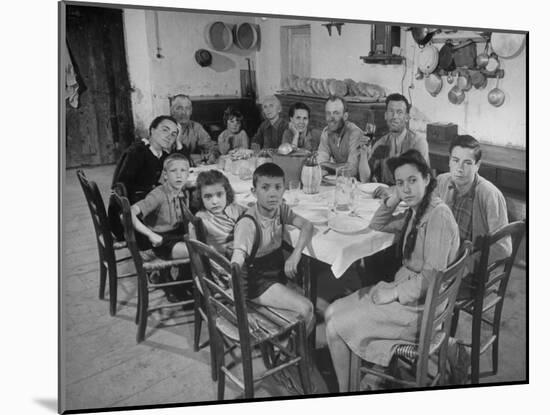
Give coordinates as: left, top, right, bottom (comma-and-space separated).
177, 198, 221, 381
450, 220, 526, 383
111, 191, 195, 343
76, 170, 136, 316
349, 242, 472, 390
185, 237, 312, 399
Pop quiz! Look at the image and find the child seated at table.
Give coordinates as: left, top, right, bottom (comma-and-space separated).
130, 153, 190, 260
324, 150, 460, 392
193, 169, 246, 257
217, 107, 249, 155
231, 162, 315, 334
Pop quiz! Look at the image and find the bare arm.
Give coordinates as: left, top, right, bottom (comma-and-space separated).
358, 146, 372, 183
130, 205, 162, 246
284, 214, 314, 278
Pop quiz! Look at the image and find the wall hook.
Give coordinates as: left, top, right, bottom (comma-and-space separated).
323, 22, 344, 37
333, 22, 344, 36
322, 23, 333, 36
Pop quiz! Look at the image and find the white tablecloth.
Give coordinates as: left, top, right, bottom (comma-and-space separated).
188, 165, 395, 279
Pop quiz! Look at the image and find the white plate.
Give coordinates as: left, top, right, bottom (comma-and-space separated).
357, 182, 389, 194
301, 209, 328, 225
322, 174, 337, 185
328, 215, 370, 234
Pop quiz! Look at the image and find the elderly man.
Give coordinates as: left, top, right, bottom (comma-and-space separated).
252, 95, 288, 149
363, 93, 430, 194
170, 94, 213, 154
436, 134, 511, 264
317, 96, 364, 178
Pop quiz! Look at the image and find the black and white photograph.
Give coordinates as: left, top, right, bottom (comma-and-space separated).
43, 0, 534, 413
58, 0, 529, 412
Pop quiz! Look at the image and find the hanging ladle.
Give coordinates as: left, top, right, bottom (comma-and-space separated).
488, 72, 505, 107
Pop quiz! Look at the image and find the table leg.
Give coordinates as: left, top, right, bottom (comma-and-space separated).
302, 256, 317, 353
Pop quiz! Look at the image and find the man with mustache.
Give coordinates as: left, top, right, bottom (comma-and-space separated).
317, 95, 363, 178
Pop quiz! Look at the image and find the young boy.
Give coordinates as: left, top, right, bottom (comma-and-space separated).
251, 96, 288, 149
130, 153, 190, 260
231, 162, 315, 334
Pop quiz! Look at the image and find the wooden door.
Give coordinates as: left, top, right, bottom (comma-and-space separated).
281, 25, 311, 83
65, 5, 134, 168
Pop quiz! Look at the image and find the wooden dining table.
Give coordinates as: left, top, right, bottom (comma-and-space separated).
186, 164, 397, 301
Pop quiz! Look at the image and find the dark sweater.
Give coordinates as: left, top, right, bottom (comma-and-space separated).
108, 141, 191, 240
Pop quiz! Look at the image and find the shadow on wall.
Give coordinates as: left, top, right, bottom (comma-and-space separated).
208, 51, 237, 73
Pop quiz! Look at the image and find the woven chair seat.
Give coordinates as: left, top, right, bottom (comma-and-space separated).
216, 304, 301, 345
394, 330, 447, 362
141, 254, 190, 271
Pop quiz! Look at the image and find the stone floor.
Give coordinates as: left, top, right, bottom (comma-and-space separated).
60, 164, 527, 412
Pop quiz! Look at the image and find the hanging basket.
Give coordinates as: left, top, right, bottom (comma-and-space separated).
233, 22, 260, 50
205, 21, 234, 51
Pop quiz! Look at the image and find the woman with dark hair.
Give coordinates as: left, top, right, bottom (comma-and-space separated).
324, 149, 460, 392
281, 102, 319, 151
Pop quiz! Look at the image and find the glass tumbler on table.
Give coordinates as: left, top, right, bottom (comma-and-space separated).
288, 180, 300, 206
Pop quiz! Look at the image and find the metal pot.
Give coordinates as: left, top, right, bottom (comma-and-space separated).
448, 85, 465, 105
476, 40, 491, 68
485, 53, 500, 73
438, 40, 456, 72
411, 27, 440, 46
418, 44, 439, 74
488, 74, 505, 107
471, 70, 488, 89
425, 73, 443, 97
491, 32, 526, 59
456, 70, 472, 91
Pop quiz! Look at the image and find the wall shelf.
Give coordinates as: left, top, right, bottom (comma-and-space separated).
360, 55, 404, 65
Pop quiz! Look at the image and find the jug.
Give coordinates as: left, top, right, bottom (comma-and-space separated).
334, 166, 357, 212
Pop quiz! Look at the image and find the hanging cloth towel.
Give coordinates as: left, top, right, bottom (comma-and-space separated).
65, 42, 81, 108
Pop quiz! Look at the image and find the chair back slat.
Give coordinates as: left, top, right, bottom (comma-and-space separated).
416, 241, 472, 385
474, 220, 526, 314
76, 170, 115, 259
186, 238, 240, 325
203, 276, 234, 302
110, 192, 146, 275
185, 237, 254, 357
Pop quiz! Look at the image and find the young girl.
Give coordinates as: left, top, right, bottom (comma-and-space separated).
324, 149, 460, 392
193, 169, 247, 257
217, 107, 249, 156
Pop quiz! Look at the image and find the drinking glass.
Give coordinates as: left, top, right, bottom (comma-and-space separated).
251, 143, 261, 155
335, 166, 352, 212
364, 123, 377, 146
288, 180, 300, 206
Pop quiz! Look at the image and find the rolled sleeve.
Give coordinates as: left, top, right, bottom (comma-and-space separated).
317, 129, 331, 164
369, 201, 407, 234
196, 124, 212, 150
346, 130, 362, 177
134, 187, 163, 217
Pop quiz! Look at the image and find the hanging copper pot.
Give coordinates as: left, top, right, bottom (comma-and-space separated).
488, 73, 505, 107
425, 73, 443, 97
448, 85, 465, 105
